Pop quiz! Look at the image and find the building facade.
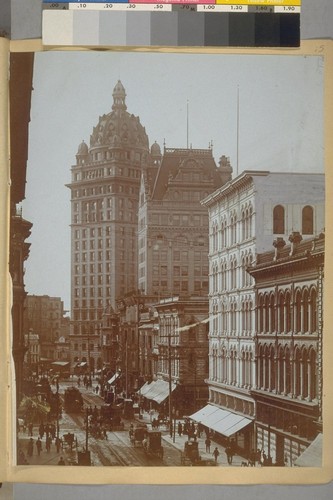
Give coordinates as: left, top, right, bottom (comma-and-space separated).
201, 171, 324, 456
248, 233, 324, 466
153, 296, 210, 417
138, 148, 232, 298
67, 81, 150, 372
9, 52, 34, 404
23, 294, 66, 361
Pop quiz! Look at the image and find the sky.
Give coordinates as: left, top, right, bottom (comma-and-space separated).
21, 51, 324, 311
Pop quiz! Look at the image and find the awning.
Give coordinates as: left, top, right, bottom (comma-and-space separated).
108, 371, 120, 385
294, 433, 322, 467
138, 323, 158, 330
51, 361, 70, 367
137, 382, 153, 397
189, 404, 252, 438
76, 362, 87, 368
141, 379, 176, 404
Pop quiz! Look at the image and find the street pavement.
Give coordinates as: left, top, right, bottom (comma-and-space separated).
17, 380, 251, 467
136, 410, 248, 467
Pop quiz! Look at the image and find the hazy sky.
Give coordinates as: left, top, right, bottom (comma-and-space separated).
21, 51, 324, 310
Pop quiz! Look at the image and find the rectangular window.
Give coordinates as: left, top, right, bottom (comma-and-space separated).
174, 266, 180, 276
174, 251, 180, 261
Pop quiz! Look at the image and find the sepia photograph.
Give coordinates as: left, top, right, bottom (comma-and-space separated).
7, 42, 330, 482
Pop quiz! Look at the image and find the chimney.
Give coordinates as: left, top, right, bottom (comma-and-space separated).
273, 237, 286, 261
288, 231, 302, 256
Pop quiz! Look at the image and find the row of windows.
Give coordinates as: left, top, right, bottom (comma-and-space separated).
74, 275, 111, 286
149, 213, 207, 226
74, 287, 112, 298
210, 349, 253, 388
169, 190, 210, 202
211, 300, 253, 335
73, 299, 104, 309
211, 204, 253, 250
210, 253, 254, 292
73, 198, 135, 212
74, 263, 111, 274
273, 204, 314, 235
151, 280, 207, 293
74, 239, 112, 251
257, 344, 317, 401
72, 185, 138, 198
73, 210, 134, 224
257, 287, 317, 334
75, 164, 141, 181
74, 227, 111, 239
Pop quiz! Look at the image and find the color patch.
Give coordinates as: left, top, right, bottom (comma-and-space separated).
42, 10, 300, 47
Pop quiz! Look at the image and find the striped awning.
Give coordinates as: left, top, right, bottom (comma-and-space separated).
190, 404, 252, 437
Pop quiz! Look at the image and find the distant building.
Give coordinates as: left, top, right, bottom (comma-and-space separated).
200, 171, 325, 457
24, 330, 40, 367
23, 294, 67, 361
248, 232, 324, 466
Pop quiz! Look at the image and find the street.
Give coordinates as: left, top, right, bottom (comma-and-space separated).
18, 379, 185, 467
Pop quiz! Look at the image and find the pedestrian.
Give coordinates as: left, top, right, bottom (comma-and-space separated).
205, 437, 211, 453
39, 422, 44, 439
46, 435, 52, 453
177, 421, 183, 437
28, 422, 33, 436
27, 438, 34, 457
213, 447, 220, 463
58, 456, 65, 465
55, 436, 62, 453
225, 445, 234, 465
36, 437, 42, 456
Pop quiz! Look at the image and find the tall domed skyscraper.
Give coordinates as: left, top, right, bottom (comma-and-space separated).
67, 81, 149, 370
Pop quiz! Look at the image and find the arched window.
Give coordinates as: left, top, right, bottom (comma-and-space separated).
285, 347, 291, 394
273, 205, 285, 234
270, 345, 276, 391
309, 348, 317, 400
278, 346, 284, 393
264, 295, 270, 332
285, 291, 291, 332
302, 348, 309, 399
258, 345, 264, 388
264, 345, 270, 390
295, 290, 302, 333
302, 206, 314, 235
270, 294, 275, 332
303, 289, 309, 332
258, 294, 264, 333
278, 292, 285, 333
294, 348, 301, 397
309, 288, 317, 333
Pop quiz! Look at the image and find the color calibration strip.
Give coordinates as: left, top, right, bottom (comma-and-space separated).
42, 0, 301, 46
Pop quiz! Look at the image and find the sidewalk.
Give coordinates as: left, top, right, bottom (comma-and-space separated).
18, 431, 78, 466
135, 410, 248, 467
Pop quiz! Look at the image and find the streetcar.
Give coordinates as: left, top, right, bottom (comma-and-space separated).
142, 430, 163, 459
63, 387, 84, 413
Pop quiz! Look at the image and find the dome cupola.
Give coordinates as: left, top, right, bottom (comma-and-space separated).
89, 81, 149, 152
77, 140, 89, 156
112, 80, 127, 111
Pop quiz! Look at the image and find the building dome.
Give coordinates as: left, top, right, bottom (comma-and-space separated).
151, 141, 161, 156
77, 140, 89, 156
89, 80, 149, 151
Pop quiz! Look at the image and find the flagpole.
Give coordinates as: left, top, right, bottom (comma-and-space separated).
236, 86, 239, 176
